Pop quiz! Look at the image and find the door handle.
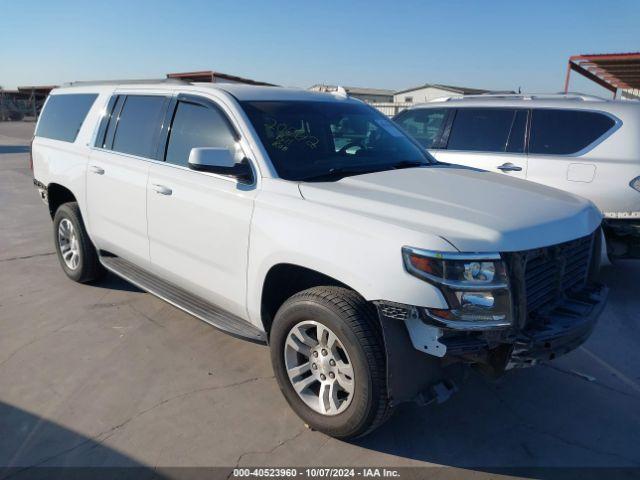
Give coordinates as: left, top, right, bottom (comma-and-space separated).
151, 184, 172, 196
89, 165, 105, 175
497, 162, 522, 172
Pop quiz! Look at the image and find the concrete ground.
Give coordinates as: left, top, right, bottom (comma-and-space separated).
1, 121, 639, 475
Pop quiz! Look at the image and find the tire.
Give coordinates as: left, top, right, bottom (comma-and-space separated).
53, 202, 105, 283
270, 286, 391, 439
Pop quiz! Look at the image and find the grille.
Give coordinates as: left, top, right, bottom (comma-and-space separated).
523, 233, 594, 315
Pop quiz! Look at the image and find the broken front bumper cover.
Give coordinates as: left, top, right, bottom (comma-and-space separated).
375, 283, 608, 405
439, 284, 609, 367
507, 284, 608, 367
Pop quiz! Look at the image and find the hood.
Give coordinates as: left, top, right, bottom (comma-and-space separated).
298, 166, 602, 252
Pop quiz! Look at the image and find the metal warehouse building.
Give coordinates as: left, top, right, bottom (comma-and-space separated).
393, 83, 494, 103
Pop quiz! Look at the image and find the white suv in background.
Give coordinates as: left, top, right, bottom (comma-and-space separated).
394, 94, 640, 260
32, 82, 606, 438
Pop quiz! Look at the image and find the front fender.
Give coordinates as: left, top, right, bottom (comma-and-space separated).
246, 188, 452, 328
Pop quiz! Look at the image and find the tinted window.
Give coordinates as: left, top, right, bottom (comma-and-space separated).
241, 101, 433, 181
100, 95, 125, 148
529, 109, 615, 155
112, 95, 166, 158
395, 109, 447, 148
165, 101, 237, 167
35, 94, 98, 142
447, 108, 516, 152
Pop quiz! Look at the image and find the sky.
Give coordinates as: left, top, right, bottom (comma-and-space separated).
1, 0, 638, 96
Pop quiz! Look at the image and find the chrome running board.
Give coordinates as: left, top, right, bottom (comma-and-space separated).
99, 254, 267, 344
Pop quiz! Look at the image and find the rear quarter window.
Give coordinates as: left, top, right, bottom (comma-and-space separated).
35, 93, 98, 142
529, 109, 616, 155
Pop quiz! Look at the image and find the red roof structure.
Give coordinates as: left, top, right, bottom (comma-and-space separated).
167, 70, 276, 86
564, 52, 640, 98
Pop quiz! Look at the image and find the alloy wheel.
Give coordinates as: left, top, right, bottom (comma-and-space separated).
284, 320, 355, 415
58, 218, 80, 270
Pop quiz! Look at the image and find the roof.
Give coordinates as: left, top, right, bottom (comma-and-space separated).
167, 70, 276, 86
407, 93, 640, 117
394, 83, 491, 96
53, 81, 358, 103
211, 84, 356, 102
565, 52, 640, 94
309, 84, 394, 96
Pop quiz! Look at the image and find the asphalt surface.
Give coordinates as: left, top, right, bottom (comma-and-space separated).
1, 121, 639, 476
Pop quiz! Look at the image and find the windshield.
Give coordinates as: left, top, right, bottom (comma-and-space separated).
240, 101, 435, 181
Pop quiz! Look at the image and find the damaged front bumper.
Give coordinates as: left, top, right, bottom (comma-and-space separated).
375, 283, 608, 406
604, 219, 640, 259
508, 284, 608, 367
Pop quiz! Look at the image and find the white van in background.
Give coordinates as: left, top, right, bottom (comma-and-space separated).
394, 94, 640, 259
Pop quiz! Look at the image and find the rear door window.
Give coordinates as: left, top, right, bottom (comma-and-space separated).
529, 109, 616, 155
35, 93, 98, 142
447, 108, 517, 152
394, 108, 447, 148
111, 95, 166, 158
165, 100, 237, 167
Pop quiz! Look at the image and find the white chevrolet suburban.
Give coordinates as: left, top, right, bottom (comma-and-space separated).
394, 94, 640, 260
31, 81, 607, 438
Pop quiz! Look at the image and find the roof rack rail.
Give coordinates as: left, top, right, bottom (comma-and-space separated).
62, 78, 190, 87
432, 92, 606, 102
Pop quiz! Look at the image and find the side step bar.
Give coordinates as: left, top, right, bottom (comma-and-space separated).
99, 254, 267, 344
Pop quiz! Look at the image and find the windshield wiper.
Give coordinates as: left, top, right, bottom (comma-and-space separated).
390, 161, 428, 169
299, 162, 429, 182
299, 166, 386, 182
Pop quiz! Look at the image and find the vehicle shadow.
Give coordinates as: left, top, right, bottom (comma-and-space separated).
92, 272, 143, 293
353, 364, 640, 473
0, 401, 164, 479
0, 146, 31, 154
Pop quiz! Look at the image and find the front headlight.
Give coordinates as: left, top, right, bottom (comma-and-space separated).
402, 247, 512, 330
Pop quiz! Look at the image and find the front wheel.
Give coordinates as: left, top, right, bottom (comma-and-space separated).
270, 286, 391, 439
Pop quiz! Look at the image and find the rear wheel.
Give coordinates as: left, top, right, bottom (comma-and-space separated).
53, 202, 104, 283
270, 286, 391, 439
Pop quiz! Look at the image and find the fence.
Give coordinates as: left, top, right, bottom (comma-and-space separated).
0, 90, 47, 121
369, 102, 412, 117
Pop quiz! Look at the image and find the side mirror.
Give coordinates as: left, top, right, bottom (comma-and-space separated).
188, 147, 254, 183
